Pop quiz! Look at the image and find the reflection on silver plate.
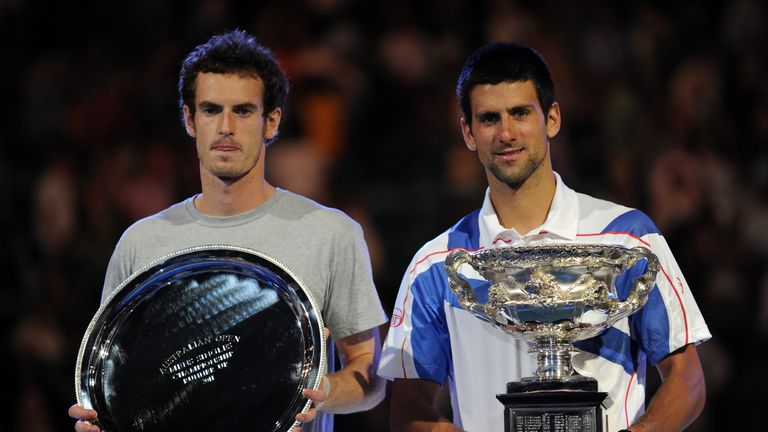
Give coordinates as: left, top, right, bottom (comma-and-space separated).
75, 245, 326, 432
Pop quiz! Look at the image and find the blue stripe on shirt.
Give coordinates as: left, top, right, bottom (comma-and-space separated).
601, 209, 671, 365
574, 327, 641, 375
602, 209, 660, 237
410, 263, 453, 383
409, 210, 482, 382
447, 210, 481, 250
629, 287, 671, 365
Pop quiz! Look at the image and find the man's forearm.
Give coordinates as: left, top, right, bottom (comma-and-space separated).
628, 377, 705, 432
628, 344, 706, 432
322, 352, 385, 414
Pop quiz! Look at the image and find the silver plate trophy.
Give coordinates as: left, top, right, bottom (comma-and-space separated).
445, 244, 659, 432
75, 245, 326, 432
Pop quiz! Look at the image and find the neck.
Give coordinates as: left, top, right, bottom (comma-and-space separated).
195, 165, 275, 216
488, 168, 557, 235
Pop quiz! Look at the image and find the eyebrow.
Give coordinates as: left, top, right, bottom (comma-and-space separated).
475, 103, 534, 116
198, 100, 260, 111
507, 104, 535, 113
198, 100, 221, 109
233, 102, 260, 111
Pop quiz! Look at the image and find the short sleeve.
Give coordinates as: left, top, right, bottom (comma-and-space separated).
322, 220, 387, 340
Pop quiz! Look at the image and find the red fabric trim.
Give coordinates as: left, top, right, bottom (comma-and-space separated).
576, 231, 651, 247
398, 276, 413, 378
409, 246, 485, 274
624, 370, 636, 428
400, 334, 409, 378
659, 264, 690, 344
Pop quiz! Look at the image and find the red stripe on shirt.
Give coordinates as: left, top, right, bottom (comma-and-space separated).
398, 276, 413, 378
624, 370, 636, 428
400, 335, 409, 378
577, 231, 651, 247
409, 246, 485, 274
659, 264, 690, 344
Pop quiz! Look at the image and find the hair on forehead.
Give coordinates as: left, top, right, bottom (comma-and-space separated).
456, 42, 555, 124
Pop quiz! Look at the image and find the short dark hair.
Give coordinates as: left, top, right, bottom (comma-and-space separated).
178, 29, 289, 138
456, 42, 555, 125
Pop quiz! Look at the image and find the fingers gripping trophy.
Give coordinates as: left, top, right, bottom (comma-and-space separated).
445, 244, 659, 432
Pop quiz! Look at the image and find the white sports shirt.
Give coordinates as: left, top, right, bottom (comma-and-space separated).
378, 173, 711, 431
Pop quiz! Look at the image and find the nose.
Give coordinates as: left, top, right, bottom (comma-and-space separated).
498, 115, 516, 143
218, 111, 234, 137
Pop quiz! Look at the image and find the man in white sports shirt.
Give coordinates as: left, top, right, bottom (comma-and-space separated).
379, 42, 710, 432
67, 30, 387, 432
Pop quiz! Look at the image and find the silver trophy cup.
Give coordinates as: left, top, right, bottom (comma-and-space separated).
445, 244, 659, 386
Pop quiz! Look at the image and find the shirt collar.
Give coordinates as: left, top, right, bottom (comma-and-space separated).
478, 172, 579, 248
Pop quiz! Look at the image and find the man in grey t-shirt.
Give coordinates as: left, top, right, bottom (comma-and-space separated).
69, 30, 387, 432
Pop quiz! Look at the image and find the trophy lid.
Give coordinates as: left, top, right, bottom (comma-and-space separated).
75, 245, 326, 432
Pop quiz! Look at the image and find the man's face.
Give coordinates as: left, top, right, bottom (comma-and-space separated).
461, 80, 560, 189
183, 72, 280, 181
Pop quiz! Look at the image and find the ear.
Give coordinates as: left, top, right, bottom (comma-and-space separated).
264, 107, 282, 141
183, 105, 196, 138
460, 117, 477, 151
546, 101, 561, 139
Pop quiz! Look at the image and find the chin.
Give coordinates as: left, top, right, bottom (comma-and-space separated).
216, 171, 246, 181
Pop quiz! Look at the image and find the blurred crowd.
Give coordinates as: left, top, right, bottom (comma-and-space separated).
2, 0, 767, 431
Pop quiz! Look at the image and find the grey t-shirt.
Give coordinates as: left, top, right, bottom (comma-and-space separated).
101, 188, 387, 431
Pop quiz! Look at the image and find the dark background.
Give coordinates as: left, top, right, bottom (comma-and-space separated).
2, 0, 767, 431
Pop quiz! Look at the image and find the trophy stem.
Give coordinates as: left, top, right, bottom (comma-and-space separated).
503, 336, 603, 431
530, 337, 580, 382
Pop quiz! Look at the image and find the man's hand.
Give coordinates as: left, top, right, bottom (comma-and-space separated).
68, 404, 100, 432
289, 328, 331, 431
290, 375, 331, 431
289, 326, 384, 430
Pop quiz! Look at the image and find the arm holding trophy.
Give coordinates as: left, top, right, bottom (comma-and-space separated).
620, 343, 705, 432
302, 327, 385, 418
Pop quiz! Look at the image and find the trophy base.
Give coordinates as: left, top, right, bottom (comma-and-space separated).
497, 380, 607, 432
508, 377, 597, 393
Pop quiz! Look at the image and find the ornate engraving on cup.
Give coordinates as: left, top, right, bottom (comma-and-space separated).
445, 244, 659, 383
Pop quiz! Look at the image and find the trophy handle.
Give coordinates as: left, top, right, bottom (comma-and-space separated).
612, 246, 660, 320
445, 249, 489, 319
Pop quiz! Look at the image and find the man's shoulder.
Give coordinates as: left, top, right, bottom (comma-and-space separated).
118, 200, 191, 242
273, 189, 361, 231
406, 214, 476, 278
574, 190, 632, 214
574, 191, 659, 236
